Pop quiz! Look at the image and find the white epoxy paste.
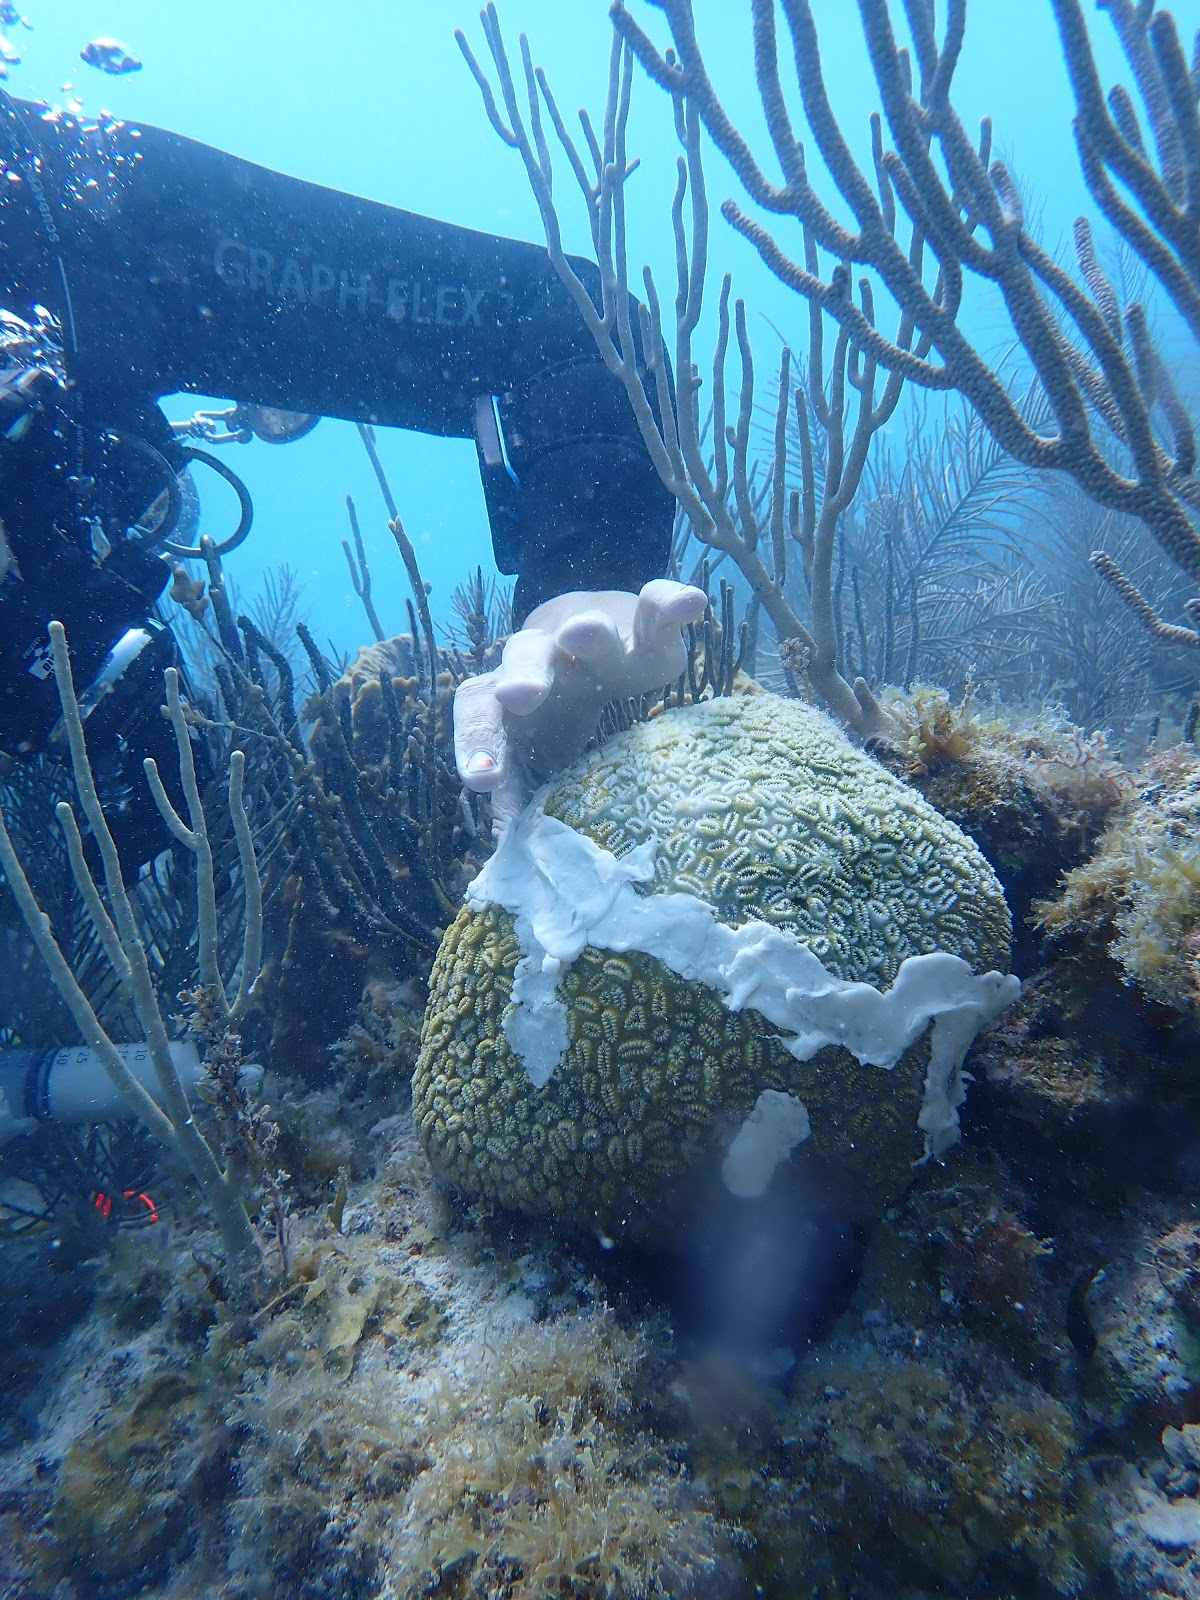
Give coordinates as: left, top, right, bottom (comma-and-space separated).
468, 800, 1021, 1158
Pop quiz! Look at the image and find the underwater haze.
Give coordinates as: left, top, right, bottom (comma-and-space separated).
3, 3, 1200, 1600
3, 0, 1127, 648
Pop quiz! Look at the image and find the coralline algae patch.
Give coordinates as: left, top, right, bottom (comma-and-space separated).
414, 696, 1017, 1240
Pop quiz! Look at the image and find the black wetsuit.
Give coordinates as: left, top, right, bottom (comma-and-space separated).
0, 94, 673, 865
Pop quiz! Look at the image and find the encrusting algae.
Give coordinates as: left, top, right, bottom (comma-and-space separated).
1038, 744, 1200, 1020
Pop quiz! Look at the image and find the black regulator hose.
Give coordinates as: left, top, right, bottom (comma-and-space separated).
163, 444, 254, 558
116, 433, 254, 559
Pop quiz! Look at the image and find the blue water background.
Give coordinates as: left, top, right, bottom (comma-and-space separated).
9, 2, 1125, 656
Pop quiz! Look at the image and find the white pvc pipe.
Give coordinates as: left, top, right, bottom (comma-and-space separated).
0, 1042, 259, 1145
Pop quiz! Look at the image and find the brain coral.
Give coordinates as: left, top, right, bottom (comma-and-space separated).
414, 696, 1015, 1239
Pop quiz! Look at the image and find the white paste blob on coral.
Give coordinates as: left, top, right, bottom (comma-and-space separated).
468, 800, 1021, 1157
722, 1090, 812, 1198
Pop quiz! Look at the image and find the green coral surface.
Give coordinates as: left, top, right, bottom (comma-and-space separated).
415, 696, 1012, 1237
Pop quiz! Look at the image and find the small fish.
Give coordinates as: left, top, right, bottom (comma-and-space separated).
0, 35, 20, 65
79, 38, 141, 76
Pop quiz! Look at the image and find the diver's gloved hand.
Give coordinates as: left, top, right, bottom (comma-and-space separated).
454, 579, 707, 840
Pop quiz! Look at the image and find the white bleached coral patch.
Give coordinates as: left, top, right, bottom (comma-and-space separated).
467, 799, 1020, 1159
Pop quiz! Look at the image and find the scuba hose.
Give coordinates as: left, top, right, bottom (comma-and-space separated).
0, 89, 256, 566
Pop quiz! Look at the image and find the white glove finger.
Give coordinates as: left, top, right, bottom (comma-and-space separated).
454, 671, 508, 791
556, 609, 624, 669
633, 580, 708, 648
495, 628, 557, 716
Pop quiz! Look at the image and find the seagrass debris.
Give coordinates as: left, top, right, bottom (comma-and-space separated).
608, 0, 1200, 658
458, 6, 899, 742
0, 622, 261, 1269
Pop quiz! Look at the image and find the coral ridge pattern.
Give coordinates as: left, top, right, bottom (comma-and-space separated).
415, 696, 1017, 1236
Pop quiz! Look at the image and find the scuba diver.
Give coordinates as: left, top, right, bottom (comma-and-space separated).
0, 91, 674, 871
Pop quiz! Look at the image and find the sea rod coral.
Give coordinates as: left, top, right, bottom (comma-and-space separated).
0, 622, 262, 1270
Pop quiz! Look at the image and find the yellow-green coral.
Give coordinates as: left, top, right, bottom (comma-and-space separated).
547, 694, 1009, 980
415, 696, 1012, 1238
419, 907, 948, 1231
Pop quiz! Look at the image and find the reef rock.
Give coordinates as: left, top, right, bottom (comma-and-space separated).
50, 1370, 226, 1586
415, 695, 1017, 1241
1039, 744, 1200, 1023
770, 1330, 1093, 1595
